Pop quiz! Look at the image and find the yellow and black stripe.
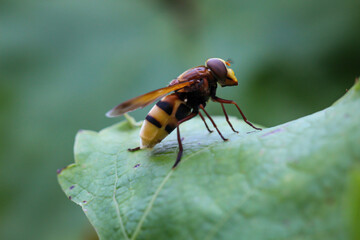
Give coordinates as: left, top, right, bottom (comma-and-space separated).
139, 94, 191, 148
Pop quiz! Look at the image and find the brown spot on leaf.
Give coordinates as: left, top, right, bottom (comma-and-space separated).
261, 128, 283, 137
56, 166, 67, 174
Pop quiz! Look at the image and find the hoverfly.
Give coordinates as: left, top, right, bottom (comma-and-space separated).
106, 58, 261, 168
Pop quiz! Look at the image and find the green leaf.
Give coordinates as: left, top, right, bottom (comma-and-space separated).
343, 165, 360, 240
58, 81, 360, 240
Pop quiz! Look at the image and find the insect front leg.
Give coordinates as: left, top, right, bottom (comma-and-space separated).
211, 96, 262, 131
173, 111, 198, 169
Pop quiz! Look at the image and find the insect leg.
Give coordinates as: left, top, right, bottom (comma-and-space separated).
198, 111, 213, 133
199, 105, 228, 141
128, 146, 140, 152
173, 111, 198, 169
220, 102, 239, 133
212, 96, 262, 131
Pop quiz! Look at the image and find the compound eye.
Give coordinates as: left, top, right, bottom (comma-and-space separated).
206, 58, 227, 80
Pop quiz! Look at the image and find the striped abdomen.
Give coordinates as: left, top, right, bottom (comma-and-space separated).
140, 93, 191, 149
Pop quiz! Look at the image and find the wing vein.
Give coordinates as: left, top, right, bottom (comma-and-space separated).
106, 81, 194, 117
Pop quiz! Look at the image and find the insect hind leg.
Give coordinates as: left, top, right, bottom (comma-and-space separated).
172, 111, 198, 169
128, 146, 141, 152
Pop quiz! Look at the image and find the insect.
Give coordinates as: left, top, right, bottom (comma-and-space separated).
106, 58, 261, 168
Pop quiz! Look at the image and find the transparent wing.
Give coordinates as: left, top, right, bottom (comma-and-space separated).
106, 81, 194, 117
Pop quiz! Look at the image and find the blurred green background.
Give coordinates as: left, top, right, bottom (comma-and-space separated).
0, 0, 359, 239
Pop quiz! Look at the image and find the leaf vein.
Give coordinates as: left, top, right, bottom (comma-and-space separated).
113, 152, 130, 240
205, 190, 254, 240
130, 143, 220, 240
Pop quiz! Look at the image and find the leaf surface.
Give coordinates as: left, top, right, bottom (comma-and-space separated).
58, 82, 360, 240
